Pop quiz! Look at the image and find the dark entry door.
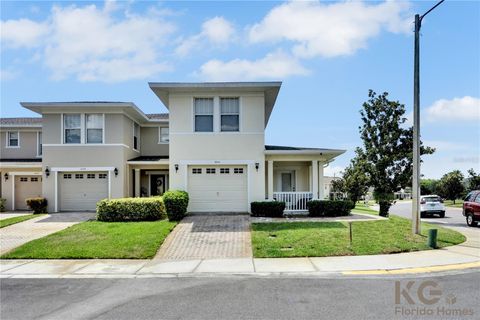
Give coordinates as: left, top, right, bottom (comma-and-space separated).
150, 175, 165, 196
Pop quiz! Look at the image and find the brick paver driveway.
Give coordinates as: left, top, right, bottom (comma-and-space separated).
155, 214, 252, 260
0, 212, 96, 255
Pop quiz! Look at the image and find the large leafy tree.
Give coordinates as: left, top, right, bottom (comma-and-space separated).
420, 179, 439, 195
342, 148, 370, 204
358, 90, 434, 217
438, 170, 465, 203
467, 168, 480, 192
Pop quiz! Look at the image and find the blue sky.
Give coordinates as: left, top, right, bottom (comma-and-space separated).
1, 0, 479, 179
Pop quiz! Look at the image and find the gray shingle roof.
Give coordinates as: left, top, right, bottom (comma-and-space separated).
0, 117, 42, 126
145, 113, 169, 120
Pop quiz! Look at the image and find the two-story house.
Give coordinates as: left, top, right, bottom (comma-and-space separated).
0, 82, 345, 213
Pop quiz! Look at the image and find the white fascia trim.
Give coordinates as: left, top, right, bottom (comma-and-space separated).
179, 160, 256, 165
43, 143, 129, 148
171, 132, 263, 135
127, 161, 169, 165
0, 124, 42, 128
265, 150, 345, 155
0, 163, 42, 168
7, 171, 42, 176
51, 166, 115, 172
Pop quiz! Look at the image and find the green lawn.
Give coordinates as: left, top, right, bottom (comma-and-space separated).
443, 199, 464, 208
0, 214, 42, 228
2, 220, 177, 259
251, 216, 465, 258
352, 202, 378, 215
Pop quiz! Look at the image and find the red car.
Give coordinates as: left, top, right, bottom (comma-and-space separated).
463, 190, 480, 227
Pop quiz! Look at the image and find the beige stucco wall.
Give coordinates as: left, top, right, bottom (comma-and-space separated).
0, 167, 42, 211
140, 126, 169, 156
0, 129, 41, 159
273, 162, 310, 192
168, 92, 266, 209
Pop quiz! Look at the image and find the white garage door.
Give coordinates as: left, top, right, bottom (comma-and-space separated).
14, 175, 42, 210
188, 165, 248, 212
59, 172, 108, 211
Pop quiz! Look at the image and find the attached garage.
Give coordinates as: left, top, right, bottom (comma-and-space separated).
188, 165, 248, 212
59, 172, 108, 211
14, 175, 42, 210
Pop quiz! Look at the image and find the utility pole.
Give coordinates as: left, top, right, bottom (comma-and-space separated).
412, 0, 444, 235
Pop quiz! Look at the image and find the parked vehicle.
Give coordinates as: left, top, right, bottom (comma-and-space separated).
420, 195, 446, 218
463, 190, 480, 227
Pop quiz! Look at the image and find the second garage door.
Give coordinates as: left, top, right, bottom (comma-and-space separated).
188, 165, 248, 212
14, 175, 42, 210
59, 172, 108, 211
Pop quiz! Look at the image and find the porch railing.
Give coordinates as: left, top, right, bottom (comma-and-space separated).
273, 192, 313, 212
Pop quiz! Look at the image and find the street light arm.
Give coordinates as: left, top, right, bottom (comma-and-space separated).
420, 0, 445, 22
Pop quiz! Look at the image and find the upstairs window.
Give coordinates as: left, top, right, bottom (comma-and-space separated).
37, 132, 42, 156
220, 98, 239, 132
194, 98, 214, 132
133, 122, 140, 150
86, 114, 103, 143
64, 114, 81, 144
159, 127, 169, 143
7, 131, 19, 147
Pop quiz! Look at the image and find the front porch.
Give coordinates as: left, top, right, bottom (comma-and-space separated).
127, 156, 169, 197
264, 146, 345, 212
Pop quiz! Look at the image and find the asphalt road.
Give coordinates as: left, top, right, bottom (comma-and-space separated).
2, 271, 479, 320
389, 200, 469, 228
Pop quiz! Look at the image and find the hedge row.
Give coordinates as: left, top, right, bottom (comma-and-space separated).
97, 197, 166, 222
307, 200, 354, 217
251, 201, 286, 217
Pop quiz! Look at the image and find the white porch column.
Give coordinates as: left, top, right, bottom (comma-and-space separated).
312, 160, 319, 199
268, 160, 274, 200
319, 162, 325, 200
134, 169, 141, 197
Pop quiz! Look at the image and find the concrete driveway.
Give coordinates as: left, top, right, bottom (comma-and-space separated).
0, 212, 96, 255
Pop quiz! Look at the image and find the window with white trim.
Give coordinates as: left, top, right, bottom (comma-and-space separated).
99, 173, 107, 179
192, 168, 202, 174
87, 173, 95, 179
206, 168, 216, 174
234, 168, 244, 174
220, 98, 239, 132
159, 127, 169, 143
75, 174, 84, 179
7, 131, 19, 147
64, 114, 81, 144
20, 177, 28, 182
86, 114, 103, 143
31, 177, 39, 182
220, 168, 230, 174
63, 174, 72, 179
133, 122, 140, 150
37, 132, 42, 156
194, 98, 214, 132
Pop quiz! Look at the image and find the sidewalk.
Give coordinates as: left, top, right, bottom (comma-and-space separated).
2, 228, 478, 278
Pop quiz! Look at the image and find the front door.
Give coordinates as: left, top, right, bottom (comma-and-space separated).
281, 172, 295, 192
150, 175, 165, 196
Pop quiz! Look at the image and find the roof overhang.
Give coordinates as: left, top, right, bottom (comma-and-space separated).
148, 82, 282, 127
265, 148, 346, 162
20, 102, 166, 125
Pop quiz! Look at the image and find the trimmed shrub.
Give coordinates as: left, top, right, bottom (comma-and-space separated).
307, 200, 354, 217
250, 201, 285, 217
0, 198, 6, 212
25, 197, 48, 214
163, 190, 189, 221
96, 197, 166, 222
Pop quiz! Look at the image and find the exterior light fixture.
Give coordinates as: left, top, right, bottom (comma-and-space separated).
114, 168, 119, 177
45, 167, 50, 177
175, 164, 179, 173
4, 173, 8, 181
255, 162, 259, 171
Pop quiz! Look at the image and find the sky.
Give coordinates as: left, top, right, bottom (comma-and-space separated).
1, 0, 479, 179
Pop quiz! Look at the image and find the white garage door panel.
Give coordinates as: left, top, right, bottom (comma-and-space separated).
14, 176, 42, 210
188, 165, 247, 212
60, 172, 108, 211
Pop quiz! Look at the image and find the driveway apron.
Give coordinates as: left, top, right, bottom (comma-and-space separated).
155, 214, 252, 260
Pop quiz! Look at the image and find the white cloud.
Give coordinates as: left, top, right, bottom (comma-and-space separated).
175, 16, 234, 56
248, 0, 411, 58
197, 50, 308, 81
0, 69, 19, 81
1, 18, 49, 48
425, 96, 480, 122
1, 2, 175, 82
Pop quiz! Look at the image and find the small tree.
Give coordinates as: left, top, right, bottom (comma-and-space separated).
358, 90, 434, 217
438, 170, 465, 203
331, 178, 345, 200
420, 179, 439, 195
467, 168, 480, 192
342, 148, 370, 204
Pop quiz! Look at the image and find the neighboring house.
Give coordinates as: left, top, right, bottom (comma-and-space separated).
0, 82, 345, 213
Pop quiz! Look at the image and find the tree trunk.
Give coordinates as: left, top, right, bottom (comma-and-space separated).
379, 200, 391, 217
453, 199, 456, 204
